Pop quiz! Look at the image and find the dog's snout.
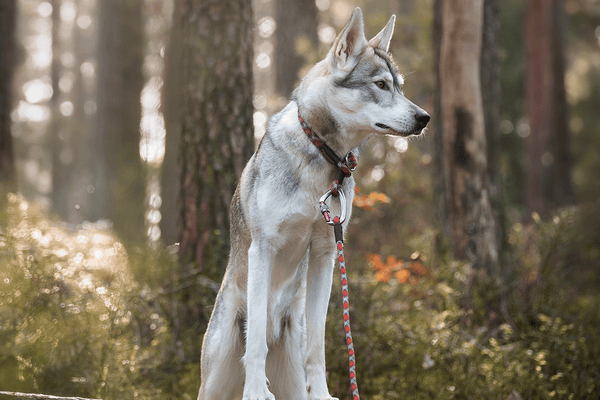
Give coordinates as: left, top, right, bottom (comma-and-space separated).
416, 111, 430, 126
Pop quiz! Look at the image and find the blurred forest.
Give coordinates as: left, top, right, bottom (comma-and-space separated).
1, 0, 600, 399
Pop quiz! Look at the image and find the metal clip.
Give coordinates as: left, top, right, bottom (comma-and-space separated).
345, 151, 357, 171
319, 188, 347, 225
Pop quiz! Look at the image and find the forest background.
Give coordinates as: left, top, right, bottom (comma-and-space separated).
1, 0, 600, 399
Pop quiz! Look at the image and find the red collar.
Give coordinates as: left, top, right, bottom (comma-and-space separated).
297, 109, 357, 174
298, 108, 358, 195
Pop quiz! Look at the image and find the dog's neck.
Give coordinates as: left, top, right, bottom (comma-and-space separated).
295, 99, 364, 163
298, 107, 358, 178
294, 99, 377, 171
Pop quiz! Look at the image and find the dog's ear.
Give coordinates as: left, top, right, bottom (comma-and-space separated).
329, 7, 368, 70
369, 15, 396, 52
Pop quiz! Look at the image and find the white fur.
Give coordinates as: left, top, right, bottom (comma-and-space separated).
197, 7, 429, 400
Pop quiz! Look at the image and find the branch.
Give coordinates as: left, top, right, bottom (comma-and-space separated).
0, 391, 102, 400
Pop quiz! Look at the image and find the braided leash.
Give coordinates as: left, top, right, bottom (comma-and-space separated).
301, 107, 360, 400
319, 190, 359, 400
335, 220, 360, 400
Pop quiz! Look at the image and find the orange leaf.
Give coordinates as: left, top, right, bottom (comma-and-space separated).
353, 195, 374, 210
395, 269, 411, 283
375, 270, 390, 283
369, 192, 391, 204
386, 255, 397, 266
368, 253, 384, 271
410, 261, 427, 275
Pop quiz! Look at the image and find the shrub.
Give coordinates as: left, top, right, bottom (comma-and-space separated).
2, 193, 599, 400
325, 213, 600, 399
0, 194, 184, 399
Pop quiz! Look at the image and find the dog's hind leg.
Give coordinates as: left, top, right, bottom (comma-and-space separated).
266, 307, 308, 399
198, 288, 245, 400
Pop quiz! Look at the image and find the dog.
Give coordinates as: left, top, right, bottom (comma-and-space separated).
197, 7, 429, 400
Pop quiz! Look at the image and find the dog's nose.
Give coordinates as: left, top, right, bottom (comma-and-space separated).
416, 111, 430, 126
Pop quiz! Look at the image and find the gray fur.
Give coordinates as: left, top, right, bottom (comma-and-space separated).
197, 7, 429, 400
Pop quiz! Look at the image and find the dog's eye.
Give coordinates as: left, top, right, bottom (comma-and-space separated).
375, 80, 387, 90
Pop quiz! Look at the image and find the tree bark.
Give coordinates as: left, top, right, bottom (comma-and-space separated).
160, 1, 183, 245
50, 0, 67, 218
432, 0, 446, 241
0, 0, 17, 194
548, 0, 573, 207
50, 0, 96, 223
274, 0, 319, 98
526, 0, 574, 217
95, 0, 145, 242
178, 0, 254, 273
481, 0, 505, 267
437, 0, 500, 275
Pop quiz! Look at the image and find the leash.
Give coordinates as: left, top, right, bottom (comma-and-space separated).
299, 109, 360, 400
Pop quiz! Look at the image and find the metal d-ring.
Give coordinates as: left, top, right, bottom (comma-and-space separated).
319, 188, 347, 226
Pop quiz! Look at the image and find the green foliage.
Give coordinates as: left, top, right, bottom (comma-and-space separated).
0, 194, 197, 399
325, 215, 600, 400
2, 181, 600, 399
4, 175, 600, 400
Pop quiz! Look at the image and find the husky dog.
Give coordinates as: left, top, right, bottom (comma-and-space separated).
198, 7, 429, 400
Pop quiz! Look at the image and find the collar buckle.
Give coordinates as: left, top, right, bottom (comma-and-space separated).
345, 151, 358, 172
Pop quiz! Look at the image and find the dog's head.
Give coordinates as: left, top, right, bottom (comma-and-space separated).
298, 8, 429, 139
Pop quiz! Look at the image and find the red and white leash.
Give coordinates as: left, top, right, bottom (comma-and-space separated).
299, 107, 360, 400
320, 189, 360, 400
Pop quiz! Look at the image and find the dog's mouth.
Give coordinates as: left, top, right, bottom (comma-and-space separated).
375, 123, 424, 137
375, 123, 394, 131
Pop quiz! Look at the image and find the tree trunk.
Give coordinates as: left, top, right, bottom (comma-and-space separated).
432, 0, 446, 243
0, 0, 17, 194
159, 1, 183, 245
95, 0, 145, 243
50, 0, 93, 223
437, 0, 501, 275
526, 0, 574, 217
50, 0, 68, 218
274, 0, 319, 98
481, 0, 505, 268
178, 0, 254, 274
548, 0, 573, 207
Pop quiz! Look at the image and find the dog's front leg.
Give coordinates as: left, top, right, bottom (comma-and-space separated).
305, 240, 338, 400
243, 240, 275, 400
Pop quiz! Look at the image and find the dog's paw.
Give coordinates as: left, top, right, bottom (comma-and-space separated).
242, 394, 276, 400
242, 385, 275, 400
307, 388, 338, 400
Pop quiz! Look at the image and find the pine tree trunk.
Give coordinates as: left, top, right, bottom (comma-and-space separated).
178, 0, 254, 273
481, 0, 505, 268
432, 0, 446, 242
548, 0, 573, 207
526, 0, 574, 217
438, 0, 500, 275
526, 0, 552, 217
0, 0, 17, 194
50, 0, 96, 223
160, 1, 183, 245
111, 0, 145, 244
274, 0, 318, 98
50, 0, 67, 217
95, 0, 145, 243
